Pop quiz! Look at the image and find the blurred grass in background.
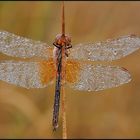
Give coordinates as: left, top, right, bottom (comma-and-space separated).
0, 1, 140, 139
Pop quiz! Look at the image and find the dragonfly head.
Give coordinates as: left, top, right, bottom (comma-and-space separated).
54, 34, 71, 48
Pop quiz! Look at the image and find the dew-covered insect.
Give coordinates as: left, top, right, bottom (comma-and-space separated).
0, 1, 139, 132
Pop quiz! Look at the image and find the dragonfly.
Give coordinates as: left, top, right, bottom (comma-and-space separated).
0, 1, 140, 132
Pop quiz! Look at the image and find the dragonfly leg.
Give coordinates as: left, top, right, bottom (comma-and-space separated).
64, 46, 72, 57
66, 44, 72, 49
53, 42, 61, 49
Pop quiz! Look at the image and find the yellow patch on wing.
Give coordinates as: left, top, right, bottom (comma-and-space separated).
39, 59, 56, 85
66, 60, 81, 83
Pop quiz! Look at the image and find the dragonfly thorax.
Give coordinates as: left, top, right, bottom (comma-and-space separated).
53, 34, 72, 60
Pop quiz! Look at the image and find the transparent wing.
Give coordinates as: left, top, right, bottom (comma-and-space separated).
66, 61, 131, 91
0, 30, 52, 59
0, 60, 55, 89
69, 35, 140, 61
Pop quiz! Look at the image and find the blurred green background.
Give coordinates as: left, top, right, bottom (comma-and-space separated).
0, 1, 140, 139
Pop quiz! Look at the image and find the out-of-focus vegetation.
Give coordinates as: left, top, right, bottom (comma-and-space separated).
0, 1, 140, 139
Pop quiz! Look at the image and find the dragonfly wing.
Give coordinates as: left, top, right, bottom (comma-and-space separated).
66, 61, 131, 91
0, 60, 55, 89
0, 30, 52, 59
69, 35, 140, 61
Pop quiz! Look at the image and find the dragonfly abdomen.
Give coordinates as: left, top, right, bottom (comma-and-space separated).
52, 48, 62, 131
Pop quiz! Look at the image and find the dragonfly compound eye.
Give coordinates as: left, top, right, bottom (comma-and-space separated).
54, 34, 72, 47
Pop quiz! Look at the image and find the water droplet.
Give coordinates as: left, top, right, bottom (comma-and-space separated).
88, 52, 91, 55
87, 88, 91, 92
89, 67, 92, 70
113, 50, 117, 55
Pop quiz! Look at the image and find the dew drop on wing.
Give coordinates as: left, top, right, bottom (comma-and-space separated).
70, 34, 140, 61
87, 88, 91, 92
88, 52, 92, 60
67, 64, 132, 92
113, 50, 117, 55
